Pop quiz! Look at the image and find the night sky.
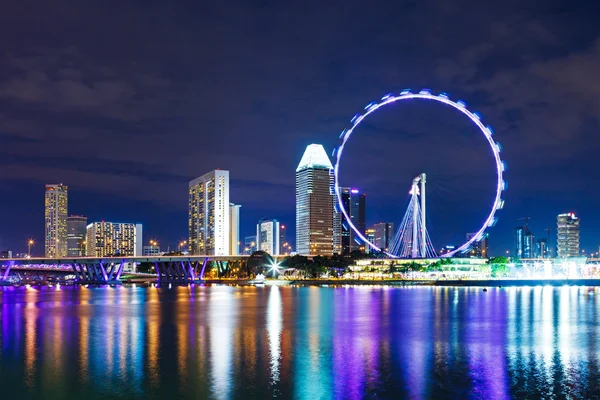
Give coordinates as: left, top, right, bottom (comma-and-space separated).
1, 0, 599, 256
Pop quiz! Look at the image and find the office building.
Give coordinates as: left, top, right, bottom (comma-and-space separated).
86, 222, 143, 257
535, 238, 549, 258
515, 226, 535, 258
143, 244, 161, 256
339, 187, 366, 254
365, 228, 376, 253
188, 170, 230, 255
45, 184, 68, 258
466, 232, 488, 258
0, 250, 12, 259
230, 203, 241, 255
67, 215, 87, 257
373, 222, 394, 252
257, 218, 280, 255
279, 224, 288, 254
244, 235, 257, 255
557, 213, 580, 258
296, 144, 336, 256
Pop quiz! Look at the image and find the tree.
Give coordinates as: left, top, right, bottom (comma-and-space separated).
489, 256, 510, 278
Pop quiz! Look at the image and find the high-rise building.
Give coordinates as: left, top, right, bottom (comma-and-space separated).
244, 235, 257, 255
257, 218, 280, 255
373, 222, 394, 252
229, 203, 241, 256
515, 226, 535, 258
466, 232, 488, 258
557, 213, 580, 258
296, 144, 336, 256
85, 222, 142, 257
279, 224, 288, 254
535, 238, 549, 258
339, 188, 366, 254
45, 184, 68, 258
67, 215, 87, 257
188, 170, 230, 255
365, 228, 376, 253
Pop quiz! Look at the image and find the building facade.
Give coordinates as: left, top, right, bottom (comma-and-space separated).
557, 213, 580, 258
188, 170, 230, 255
229, 203, 241, 256
244, 235, 256, 255
466, 232, 488, 258
143, 245, 161, 256
296, 144, 336, 256
535, 238, 549, 258
515, 226, 535, 258
86, 222, 143, 257
373, 222, 394, 253
365, 228, 376, 253
67, 215, 87, 257
339, 187, 366, 254
257, 218, 280, 255
45, 184, 68, 258
279, 224, 288, 254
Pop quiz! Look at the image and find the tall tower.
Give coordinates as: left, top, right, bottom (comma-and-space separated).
188, 170, 230, 255
296, 144, 336, 256
229, 203, 241, 255
257, 218, 281, 255
557, 213, 580, 258
340, 188, 366, 254
67, 215, 87, 257
45, 184, 68, 258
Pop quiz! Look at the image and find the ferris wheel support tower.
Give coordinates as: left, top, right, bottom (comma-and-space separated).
410, 173, 427, 258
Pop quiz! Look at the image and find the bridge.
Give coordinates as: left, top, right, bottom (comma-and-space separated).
0, 254, 284, 284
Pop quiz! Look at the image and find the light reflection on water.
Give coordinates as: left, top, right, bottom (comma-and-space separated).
1, 285, 600, 399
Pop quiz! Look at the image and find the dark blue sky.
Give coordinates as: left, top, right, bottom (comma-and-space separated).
1, 0, 599, 256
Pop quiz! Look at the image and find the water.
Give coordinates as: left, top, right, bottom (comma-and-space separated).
1, 285, 600, 399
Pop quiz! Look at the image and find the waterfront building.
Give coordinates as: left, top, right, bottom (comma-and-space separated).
515, 226, 535, 258
188, 170, 230, 255
45, 184, 68, 258
257, 218, 280, 255
535, 238, 549, 258
296, 144, 336, 256
279, 224, 288, 254
244, 235, 256, 255
365, 228, 376, 253
0, 250, 12, 259
557, 212, 580, 258
340, 187, 366, 254
230, 203, 241, 255
143, 244, 161, 256
373, 222, 394, 252
466, 232, 488, 258
67, 215, 87, 257
86, 222, 143, 257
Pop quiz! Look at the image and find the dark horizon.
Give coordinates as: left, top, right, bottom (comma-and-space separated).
1, 0, 600, 256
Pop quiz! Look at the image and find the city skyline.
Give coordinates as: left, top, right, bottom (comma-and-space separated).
1, 1, 600, 256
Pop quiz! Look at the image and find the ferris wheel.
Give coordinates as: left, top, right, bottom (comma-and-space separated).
333, 89, 506, 258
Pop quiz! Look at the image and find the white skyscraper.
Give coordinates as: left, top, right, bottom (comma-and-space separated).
45, 184, 68, 258
296, 144, 337, 256
257, 218, 280, 255
189, 170, 230, 255
229, 203, 241, 256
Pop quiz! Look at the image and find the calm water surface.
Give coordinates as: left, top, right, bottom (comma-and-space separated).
1, 284, 600, 399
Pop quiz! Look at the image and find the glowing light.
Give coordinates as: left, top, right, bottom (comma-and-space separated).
333, 90, 505, 258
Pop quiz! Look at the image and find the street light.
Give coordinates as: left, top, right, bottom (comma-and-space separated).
27, 239, 35, 257
178, 240, 186, 252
